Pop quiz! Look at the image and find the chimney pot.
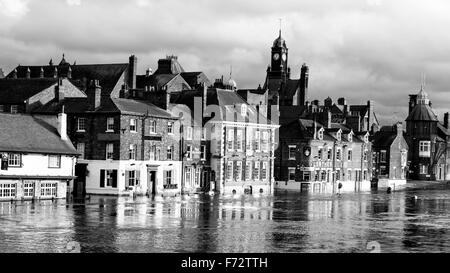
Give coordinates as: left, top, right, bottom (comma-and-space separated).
58, 111, 68, 140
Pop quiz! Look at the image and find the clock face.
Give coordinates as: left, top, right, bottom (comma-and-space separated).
282, 53, 287, 61
273, 53, 280, 61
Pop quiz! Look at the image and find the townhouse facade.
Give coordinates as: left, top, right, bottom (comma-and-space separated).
371, 122, 409, 189
0, 113, 78, 201
275, 118, 372, 193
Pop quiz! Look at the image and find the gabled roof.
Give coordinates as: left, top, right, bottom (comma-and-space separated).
0, 78, 58, 104
371, 130, 397, 147
0, 113, 78, 155
180, 72, 211, 88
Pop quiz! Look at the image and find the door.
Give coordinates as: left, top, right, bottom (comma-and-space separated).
74, 164, 87, 198
148, 170, 157, 195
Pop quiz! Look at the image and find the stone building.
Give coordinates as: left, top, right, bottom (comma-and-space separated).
1, 55, 183, 196
167, 79, 279, 195
275, 118, 371, 193
405, 87, 450, 180
0, 112, 78, 201
371, 123, 409, 189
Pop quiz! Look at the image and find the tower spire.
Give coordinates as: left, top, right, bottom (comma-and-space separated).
278, 18, 282, 37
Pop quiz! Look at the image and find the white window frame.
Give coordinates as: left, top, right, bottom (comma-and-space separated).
129, 144, 137, 160
130, 118, 137, 133
167, 122, 173, 134
186, 126, 193, 140
317, 128, 324, 140
23, 181, 35, 198
8, 153, 21, 167
419, 141, 431, 157
245, 161, 251, 180
165, 170, 173, 185
336, 148, 341, 161
226, 161, 233, 181
236, 129, 243, 151
40, 182, 57, 197
288, 145, 296, 160
254, 131, 260, 151
149, 120, 157, 134
48, 155, 61, 168
253, 161, 260, 180
347, 149, 352, 161
200, 145, 206, 160
227, 128, 234, 150
235, 161, 242, 181
167, 145, 173, 160
186, 145, 192, 160
0, 183, 17, 198
106, 117, 114, 132
77, 117, 86, 132
261, 162, 268, 180
288, 167, 296, 181
106, 143, 114, 160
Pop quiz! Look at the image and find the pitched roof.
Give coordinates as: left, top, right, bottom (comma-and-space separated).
110, 98, 176, 118
180, 72, 211, 87
371, 131, 397, 147
6, 63, 128, 95
0, 78, 58, 104
406, 104, 438, 122
0, 113, 78, 155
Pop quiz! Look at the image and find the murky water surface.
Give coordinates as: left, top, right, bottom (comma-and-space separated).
1, 184, 449, 253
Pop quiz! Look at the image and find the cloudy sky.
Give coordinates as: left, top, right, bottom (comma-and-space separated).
1, 0, 449, 124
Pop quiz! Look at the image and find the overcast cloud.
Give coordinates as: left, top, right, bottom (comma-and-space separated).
1, 0, 449, 124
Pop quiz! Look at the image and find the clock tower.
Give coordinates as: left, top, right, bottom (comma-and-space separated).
269, 29, 289, 80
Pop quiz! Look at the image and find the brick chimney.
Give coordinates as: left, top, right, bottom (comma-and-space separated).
444, 112, 449, 129
87, 79, 102, 110
128, 55, 137, 89
395, 122, 403, 137
58, 107, 68, 140
55, 78, 65, 102
299, 63, 309, 105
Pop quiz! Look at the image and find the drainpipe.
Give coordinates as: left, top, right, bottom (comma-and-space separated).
332, 140, 336, 193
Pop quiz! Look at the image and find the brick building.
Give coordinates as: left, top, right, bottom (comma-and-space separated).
275, 118, 371, 193
371, 122, 408, 189
405, 87, 450, 180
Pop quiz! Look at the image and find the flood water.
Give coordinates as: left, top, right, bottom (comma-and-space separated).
0, 183, 449, 253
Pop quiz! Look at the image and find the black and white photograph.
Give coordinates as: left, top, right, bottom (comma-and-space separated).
0, 0, 449, 267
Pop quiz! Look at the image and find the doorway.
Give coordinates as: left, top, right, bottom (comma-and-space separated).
74, 164, 87, 198
148, 170, 157, 195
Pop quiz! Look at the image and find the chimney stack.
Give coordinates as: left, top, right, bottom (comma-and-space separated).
58, 107, 68, 140
128, 55, 137, 89
444, 112, 449, 129
395, 122, 403, 137
87, 79, 102, 110
146, 68, 152, 77
55, 78, 65, 102
299, 63, 309, 105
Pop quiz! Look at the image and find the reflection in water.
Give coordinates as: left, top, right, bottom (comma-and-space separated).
0, 184, 449, 253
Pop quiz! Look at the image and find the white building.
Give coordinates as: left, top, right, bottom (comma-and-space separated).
0, 113, 78, 201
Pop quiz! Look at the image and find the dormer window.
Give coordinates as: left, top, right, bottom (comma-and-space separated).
317, 128, 324, 140
241, 104, 247, 116
364, 134, 369, 143
348, 133, 353, 142
336, 131, 342, 141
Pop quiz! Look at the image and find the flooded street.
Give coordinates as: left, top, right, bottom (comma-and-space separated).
0, 183, 449, 253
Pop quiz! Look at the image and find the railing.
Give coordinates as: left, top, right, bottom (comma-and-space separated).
163, 184, 178, 190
